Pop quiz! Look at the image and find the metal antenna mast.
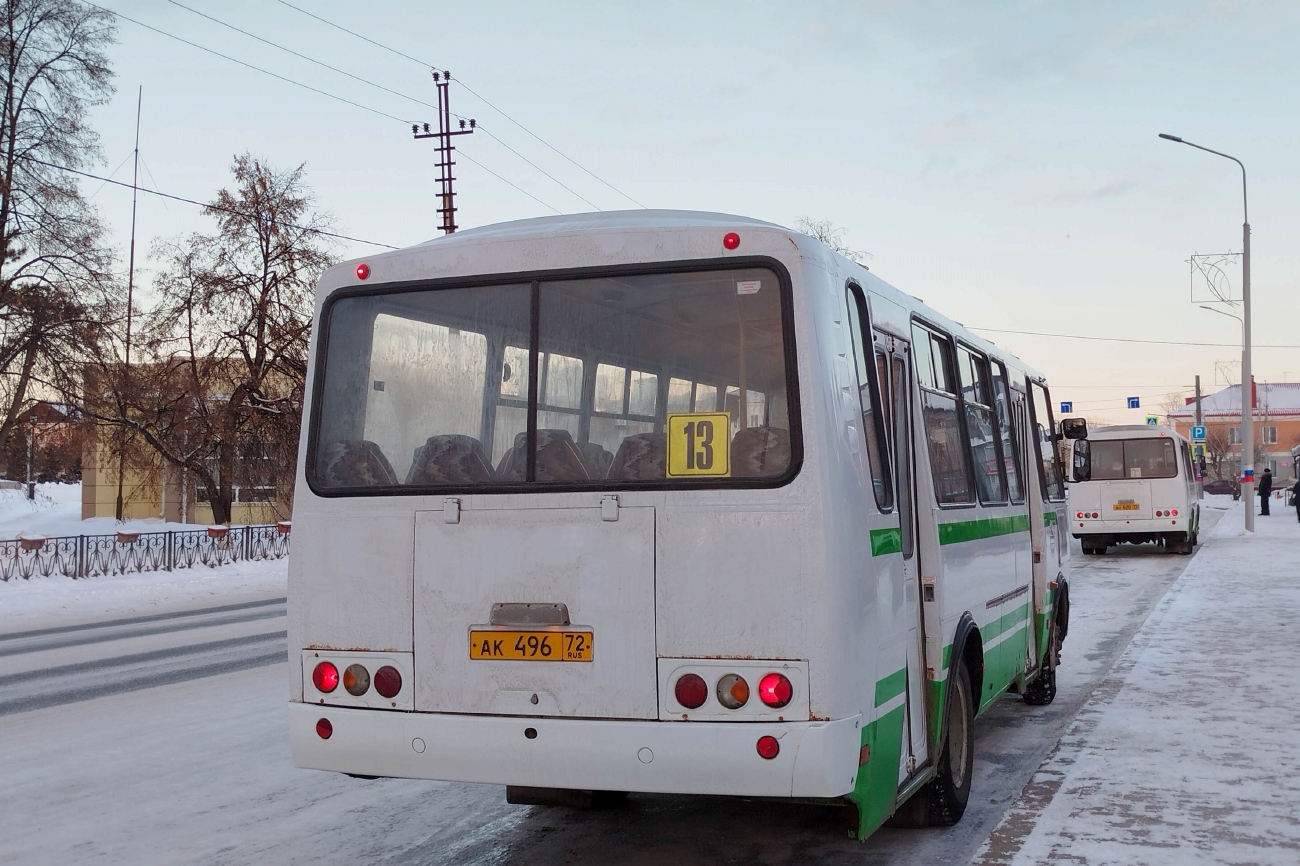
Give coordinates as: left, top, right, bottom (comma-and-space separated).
412, 71, 475, 234
116, 86, 142, 522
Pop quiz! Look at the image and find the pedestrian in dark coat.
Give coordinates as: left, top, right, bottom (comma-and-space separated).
1292, 478, 1300, 523
1258, 468, 1273, 515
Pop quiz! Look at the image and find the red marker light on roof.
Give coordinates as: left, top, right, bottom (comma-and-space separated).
722, 232, 740, 250
355, 263, 370, 280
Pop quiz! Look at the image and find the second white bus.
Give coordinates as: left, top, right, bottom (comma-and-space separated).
1067, 424, 1200, 555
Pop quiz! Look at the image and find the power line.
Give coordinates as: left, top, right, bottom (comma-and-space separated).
458, 150, 563, 215
166, 0, 441, 115
86, 3, 414, 124
270, 0, 647, 209
476, 126, 602, 211
24, 155, 399, 249
969, 325, 1300, 350
94, 3, 571, 215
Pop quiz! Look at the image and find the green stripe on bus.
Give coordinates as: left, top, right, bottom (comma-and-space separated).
869, 527, 902, 557
982, 602, 1030, 640
874, 668, 906, 707
937, 514, 1030, 545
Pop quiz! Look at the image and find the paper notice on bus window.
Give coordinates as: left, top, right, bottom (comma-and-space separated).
1130, 468, 1142, 478
736, 280, 761, 295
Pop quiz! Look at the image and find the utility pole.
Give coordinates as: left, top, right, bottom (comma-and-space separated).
116, 87, 142, 522
412, 71, 476, 234
1195, 375, 1204, 493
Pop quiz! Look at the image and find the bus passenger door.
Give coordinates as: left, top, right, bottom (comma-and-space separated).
1013, 391, 1042, 668
888, 344, 929, 780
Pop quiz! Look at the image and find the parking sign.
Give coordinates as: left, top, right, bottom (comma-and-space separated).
1191, 425, 1207, 441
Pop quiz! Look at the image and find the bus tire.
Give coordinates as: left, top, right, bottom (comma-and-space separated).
903, 664, 974, 827
1022, 664, 1056, 705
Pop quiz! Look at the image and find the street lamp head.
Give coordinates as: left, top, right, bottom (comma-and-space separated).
1158, 133, 1183, 142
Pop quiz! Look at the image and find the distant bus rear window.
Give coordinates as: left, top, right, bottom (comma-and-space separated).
1091, 438, 1178, 481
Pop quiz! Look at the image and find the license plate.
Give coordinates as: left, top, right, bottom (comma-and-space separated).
469, 629, 594, 662
1112, 503, 1140, 511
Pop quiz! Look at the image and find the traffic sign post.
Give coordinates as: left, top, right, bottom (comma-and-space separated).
1127, 396, 1140, 409
1191, 425, 1207, 441
1060, 401, 1073, 414
1145, 415, 1159, 426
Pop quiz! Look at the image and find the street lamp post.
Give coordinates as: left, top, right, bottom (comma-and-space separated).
1160, 133, 1253, 532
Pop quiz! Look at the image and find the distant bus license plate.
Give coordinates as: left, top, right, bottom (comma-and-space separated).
1112, 503, 1140, 511
469, 629, 593, 661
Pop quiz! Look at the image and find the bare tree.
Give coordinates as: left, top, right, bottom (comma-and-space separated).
95, 155, 337, 524
0, 0, 119, 471
795, 217, 869, 264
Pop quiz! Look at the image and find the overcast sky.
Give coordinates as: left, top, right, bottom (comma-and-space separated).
86, 1, 1300, 426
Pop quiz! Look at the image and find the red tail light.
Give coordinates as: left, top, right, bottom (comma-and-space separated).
355, 263, 370, 280
758, 673, 793, 708
1171, 509, 1178, 516
1076, 512, 1083, 518
722, 232, 741, 250
374, 666, 402, 699
756, 735, 780, 759
312, 661, 339, 693
674, 673, 708, 709
316, 718, 333, 739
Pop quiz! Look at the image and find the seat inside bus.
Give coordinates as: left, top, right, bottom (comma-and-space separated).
405, 434, 496, 485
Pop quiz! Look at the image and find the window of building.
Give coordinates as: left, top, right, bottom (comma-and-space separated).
1263, 425, 1278, 445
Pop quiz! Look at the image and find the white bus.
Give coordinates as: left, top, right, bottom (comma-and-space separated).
1067, 424, 1199, 555
288, 211, 1076, 839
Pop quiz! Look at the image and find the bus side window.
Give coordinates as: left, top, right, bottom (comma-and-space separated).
912, 321, 977, 506
846, 284, 893, 512
992, 361, 1023, 503
1028, 382, 1065, 501
956, 344, 1007, 505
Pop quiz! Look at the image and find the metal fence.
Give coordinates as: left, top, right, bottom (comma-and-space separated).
0, 523, 291, 582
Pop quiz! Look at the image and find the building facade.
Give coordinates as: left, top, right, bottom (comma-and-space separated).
1167, 382, 1300, 485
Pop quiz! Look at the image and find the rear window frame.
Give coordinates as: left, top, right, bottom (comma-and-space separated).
304, 256, 804, 498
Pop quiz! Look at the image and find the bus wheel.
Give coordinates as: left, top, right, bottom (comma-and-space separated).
1022, 664, 1056, 705
898, 664, 974, 827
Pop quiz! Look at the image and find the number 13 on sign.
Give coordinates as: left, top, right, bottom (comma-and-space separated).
667, 412, 732, 477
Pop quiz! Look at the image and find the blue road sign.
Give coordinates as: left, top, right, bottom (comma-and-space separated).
1145, 415, 1159, 425
1191, 425, 1207, 441
1127, 396, 1140, 409
1060, 401, 1073, 413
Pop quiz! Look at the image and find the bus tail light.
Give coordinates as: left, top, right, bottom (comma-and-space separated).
716, 674, 750, 709
312, 661, 339, 693
756, 735, 780, 759
343, 664, 370, 696
758, 673, 793, 708
374, 666, 403, 699
1171, 509, 1178, 516
316, 718, 333, 739
674, 673, 708, 709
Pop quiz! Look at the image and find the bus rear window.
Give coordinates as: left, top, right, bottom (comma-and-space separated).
1091, 438, 1179, 480
310, 267, 796, 491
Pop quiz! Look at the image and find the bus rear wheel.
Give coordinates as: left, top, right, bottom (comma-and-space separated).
896, 664, 974, 827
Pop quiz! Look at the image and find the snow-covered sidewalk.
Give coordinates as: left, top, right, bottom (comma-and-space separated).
977, 499, 1300, 866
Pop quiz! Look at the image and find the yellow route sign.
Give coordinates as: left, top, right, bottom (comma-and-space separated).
666, 412, 731, 477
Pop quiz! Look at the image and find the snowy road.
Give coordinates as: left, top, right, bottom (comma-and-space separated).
0, 506, 1226, 865
0, 597, 286, 716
